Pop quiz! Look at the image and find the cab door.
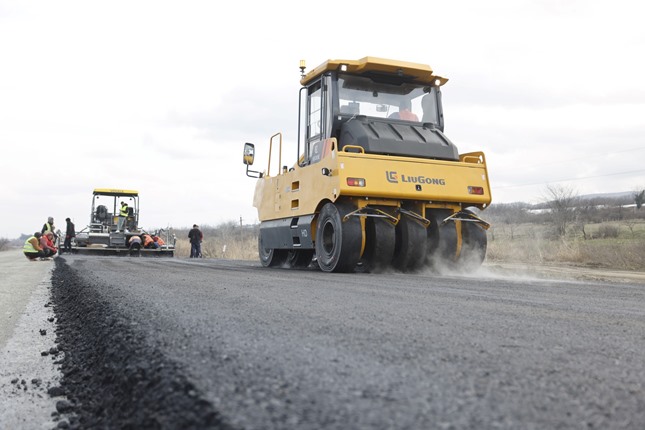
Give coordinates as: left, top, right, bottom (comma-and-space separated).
300, 74, 332, 166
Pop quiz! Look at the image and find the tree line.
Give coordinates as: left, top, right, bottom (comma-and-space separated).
485, 185, 645, 238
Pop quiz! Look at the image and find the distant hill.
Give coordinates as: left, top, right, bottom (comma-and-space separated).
10, 234, 30, 247
578, 191, 635, 201
491, 191, 640, 211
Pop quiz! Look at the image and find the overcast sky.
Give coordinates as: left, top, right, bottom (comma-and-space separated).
1, 0, 644, 239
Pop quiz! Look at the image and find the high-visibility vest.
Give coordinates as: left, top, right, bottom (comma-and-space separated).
142, 235, 153, 247
120, 205, 129, 216
23, 236, 40, 253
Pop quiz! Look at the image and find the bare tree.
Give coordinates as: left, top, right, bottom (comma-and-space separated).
624, 219, 637, 238
543, 184, 579, 237
634, 189, 645, 210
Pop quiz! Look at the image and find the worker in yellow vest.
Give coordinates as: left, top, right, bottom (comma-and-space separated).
41, 216, 58, 243
23, 232, 48, 261
117, 202, 129, 232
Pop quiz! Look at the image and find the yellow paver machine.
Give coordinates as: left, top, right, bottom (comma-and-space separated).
69, 188, 176, 257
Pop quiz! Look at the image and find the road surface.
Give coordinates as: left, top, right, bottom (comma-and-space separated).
2, 250, 645, 429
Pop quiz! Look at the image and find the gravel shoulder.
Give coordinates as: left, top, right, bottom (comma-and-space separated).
0, 248, 53, 347
483, 261, 645, 284
0, 249, 72, 429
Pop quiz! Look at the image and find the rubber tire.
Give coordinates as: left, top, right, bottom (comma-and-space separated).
315, 202, 362, 273
392, 214, 427, 272
425, 210, 458, 271
455, 210, 487, 272
286, 250, 314, 268
258, 234, 287, 267
360, 217, 396, 273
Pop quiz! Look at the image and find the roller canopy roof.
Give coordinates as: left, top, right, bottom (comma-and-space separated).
93, 188, 139, 197
300, 56, 448, 87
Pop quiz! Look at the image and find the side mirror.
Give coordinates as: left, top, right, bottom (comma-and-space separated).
243, 143, 255, 166
243, 143, 262, 178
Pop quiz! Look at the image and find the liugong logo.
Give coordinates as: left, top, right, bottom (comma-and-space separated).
386, 171, 446, 185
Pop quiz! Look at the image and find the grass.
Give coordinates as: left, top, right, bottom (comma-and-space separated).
168, 220, 645, 272
487, 220, 645, 270
173, 230, 258, 260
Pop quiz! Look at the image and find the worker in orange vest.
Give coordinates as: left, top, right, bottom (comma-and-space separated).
142, 233, 154, 248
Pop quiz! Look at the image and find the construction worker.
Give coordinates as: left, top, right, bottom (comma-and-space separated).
41, 216, 58, 243
188, 224, 203, 258
389, 99, 419, 121
142, 233, 154, 248
23, 232, 47, 261
63, 217, 75, 253
152, 235, 165, 248
40, 231, 58, 258
118, 202, 129, 232
128, 235, 142, 256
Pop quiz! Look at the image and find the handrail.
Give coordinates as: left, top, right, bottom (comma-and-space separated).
460, 151, 485, 164
267, 132, 282, 177
341, 145, 365, 154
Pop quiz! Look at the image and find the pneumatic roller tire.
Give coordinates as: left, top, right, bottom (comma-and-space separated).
392, 214, 427, 272
286, 250, 314, 268
360, 217, 396, 273
258, 234, 288, 268
426, 210, 459, 272
455, 210, 487, 272
315, 202, 362, 273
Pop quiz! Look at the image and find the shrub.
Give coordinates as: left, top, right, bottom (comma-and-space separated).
594, 224, 620, 239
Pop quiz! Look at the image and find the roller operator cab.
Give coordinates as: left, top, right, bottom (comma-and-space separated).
243, 57, 492, 273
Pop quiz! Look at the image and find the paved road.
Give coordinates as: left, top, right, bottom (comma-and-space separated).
46, 254, 645, 429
